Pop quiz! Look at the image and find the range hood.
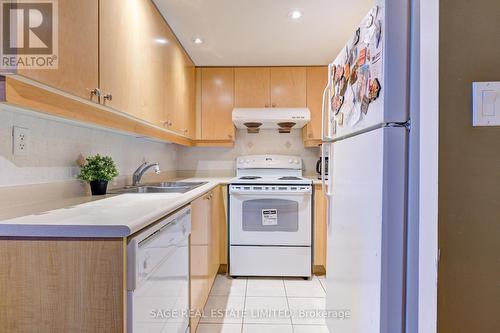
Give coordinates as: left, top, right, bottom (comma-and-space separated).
232, 108, 311, 133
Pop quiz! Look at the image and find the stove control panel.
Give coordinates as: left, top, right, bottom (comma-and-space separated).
230, 185, 312, 194
236, 155, 302, 170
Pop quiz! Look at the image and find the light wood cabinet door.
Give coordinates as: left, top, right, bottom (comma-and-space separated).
270, 67, 307, 107
164, 38, 196, 138
17, 0, 99, 101
209, 186, 223, 281
201, 68, 235, 141
314, 184, 327, 268
100, 0, 166, 124
305, 67, 328, 141
234, 67, 271, 107
190, 193, 212, 332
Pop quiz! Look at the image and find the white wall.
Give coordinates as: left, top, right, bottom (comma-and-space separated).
0, 104, 178, 187
178, 129, 320, 177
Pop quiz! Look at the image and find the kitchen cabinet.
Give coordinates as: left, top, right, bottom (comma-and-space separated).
100, 0, 167, 125
210, 186, 226, 277
234, 67, 271, 107
164, 37, 196, 138
234, 67, 307, 108
3, 0, 194, 146
201, 68, 235, 141
0, 238, 125, 332
17, 0, 99, 101
304, 67, 328, 145
190, 186, 226, 332
270, 67, 307, 107
314, 184, 327, 271
190, 193, 211, 332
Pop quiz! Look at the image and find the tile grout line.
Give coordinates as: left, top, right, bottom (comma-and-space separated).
241, 277, 248, 333
318, 275, 327, 294
282, 278, 295, 332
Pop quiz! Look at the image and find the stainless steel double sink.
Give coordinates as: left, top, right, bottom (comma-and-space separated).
109, 181, 208, 194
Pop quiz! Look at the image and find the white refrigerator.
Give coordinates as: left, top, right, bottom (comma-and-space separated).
321, 1, 410, 332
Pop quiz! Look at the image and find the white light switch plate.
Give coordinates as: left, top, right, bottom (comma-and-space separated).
472, 82, 500, 126
12, 126, 30, 155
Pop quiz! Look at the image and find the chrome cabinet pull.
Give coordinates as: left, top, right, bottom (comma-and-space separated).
103, 93, 113, 102
90, 88, 101, 100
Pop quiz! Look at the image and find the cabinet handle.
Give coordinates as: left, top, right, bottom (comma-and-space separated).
272, 103, 277, 108
181, 129, 188, 134
163, 121, 172, 127
90, 88, 101, 100
265, 104, 269, 107
228, 134, 233, 139
103, 93, 113, 102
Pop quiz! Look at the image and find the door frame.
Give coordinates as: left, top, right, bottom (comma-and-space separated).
406, 0, 439, 332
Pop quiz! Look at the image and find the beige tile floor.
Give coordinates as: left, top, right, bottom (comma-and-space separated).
196, 274, 329, 333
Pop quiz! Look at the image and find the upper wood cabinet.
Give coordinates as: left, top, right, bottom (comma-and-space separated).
17, 0, 99, 101
201, 68, 235, 141
234, 67, 271, 107
270, 67, 307, 107
99, 0, 166, 125
234, 67, 307, 108
164, 34, 196, 138
304, 66, 328, 142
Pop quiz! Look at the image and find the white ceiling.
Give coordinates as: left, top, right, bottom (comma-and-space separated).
153, 0, 374, 66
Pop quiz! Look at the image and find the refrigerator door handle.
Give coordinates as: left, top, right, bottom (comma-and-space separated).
321, 83, 332, 142
321, 143, 333, 199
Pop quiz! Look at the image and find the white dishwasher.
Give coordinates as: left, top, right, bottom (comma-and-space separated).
127, 205, 191, 333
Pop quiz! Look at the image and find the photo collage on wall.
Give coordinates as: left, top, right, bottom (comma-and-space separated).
331, 6, 383, 130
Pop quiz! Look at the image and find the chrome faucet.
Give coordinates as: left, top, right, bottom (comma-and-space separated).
132, 162, 161, 186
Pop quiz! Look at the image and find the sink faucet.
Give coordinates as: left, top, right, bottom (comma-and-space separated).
132, 162, 161, 186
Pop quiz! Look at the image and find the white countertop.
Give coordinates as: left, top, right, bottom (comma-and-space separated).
0, 178, 230, 238
0, 176, 321, 238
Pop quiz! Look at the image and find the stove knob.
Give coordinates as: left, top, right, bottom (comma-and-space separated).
288, 159, 293, 164
294, 160, 300, 164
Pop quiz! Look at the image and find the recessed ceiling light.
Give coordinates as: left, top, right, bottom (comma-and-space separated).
289, 10, 302, 20
193, 37, 203, 45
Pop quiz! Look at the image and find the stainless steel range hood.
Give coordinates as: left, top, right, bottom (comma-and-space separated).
232, 108, 311, 133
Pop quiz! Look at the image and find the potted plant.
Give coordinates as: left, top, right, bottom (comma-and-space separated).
77, 154, 119, 195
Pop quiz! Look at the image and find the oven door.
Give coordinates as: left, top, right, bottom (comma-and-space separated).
229, 185, 312, 246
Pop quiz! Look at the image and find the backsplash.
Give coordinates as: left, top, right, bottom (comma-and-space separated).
0, 104, 178, 187
177, 129, 320, 177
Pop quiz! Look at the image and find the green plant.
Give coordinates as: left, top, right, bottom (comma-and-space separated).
77, 154, 119, 182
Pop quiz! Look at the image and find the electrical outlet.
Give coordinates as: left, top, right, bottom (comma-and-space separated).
12, 126, 30, 155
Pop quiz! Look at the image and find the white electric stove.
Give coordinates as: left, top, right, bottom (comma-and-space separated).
229, 155, 313, 278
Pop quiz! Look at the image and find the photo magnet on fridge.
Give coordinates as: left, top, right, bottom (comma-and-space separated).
369, 78, 381, 102
333, 95, 344, 114
339, 77, 348, 96
361, 96, 370, 114
344, 63, 351, 81
349, 64, 358, 85
355, 65, 370, 103
358, 48, 367, 66
337, 112, 344, 126
352, 28, 361, 47
375, 20, 382, 48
